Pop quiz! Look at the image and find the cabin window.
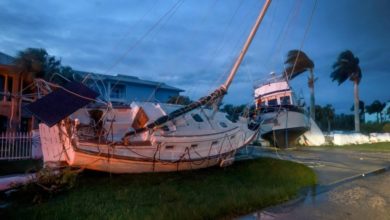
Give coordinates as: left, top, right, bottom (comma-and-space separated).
192, 114, 204, 122
280, 96, 291, 105
161, 125, 170, 131
230, 135, 235, 139
211, 141, 218, 145
256, 99, 266, 110
132, 107, 149, 130
219, 122, 228, 128
165, 145, 174, 149
191, 144, 198, 148
110, 84, 126, 99
268, 99, 277, 106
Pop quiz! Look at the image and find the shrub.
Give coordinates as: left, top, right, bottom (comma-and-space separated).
361, 122, 384, 133
383, 123, 390, 132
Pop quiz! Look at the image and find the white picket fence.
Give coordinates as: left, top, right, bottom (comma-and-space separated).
0, 132, 34, 160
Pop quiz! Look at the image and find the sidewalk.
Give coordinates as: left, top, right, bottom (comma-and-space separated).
238, 145, 390, 220
239, 145, 390, 185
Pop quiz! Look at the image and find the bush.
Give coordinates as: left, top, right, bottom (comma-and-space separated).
383, 123, 390, 132
361, 122, 385, 133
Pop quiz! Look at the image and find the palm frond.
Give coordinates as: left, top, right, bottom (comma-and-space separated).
283, 50, 314, 79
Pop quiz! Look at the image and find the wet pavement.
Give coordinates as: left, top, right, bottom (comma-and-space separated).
238, 145, 390, 220
239, 146, 390, 185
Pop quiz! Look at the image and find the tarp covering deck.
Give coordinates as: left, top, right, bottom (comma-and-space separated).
26, 82, 99, 127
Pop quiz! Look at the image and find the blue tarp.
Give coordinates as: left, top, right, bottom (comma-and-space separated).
26, 82, 99, 127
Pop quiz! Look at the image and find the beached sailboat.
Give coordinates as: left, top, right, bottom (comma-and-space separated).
254, 73, 310, 147
28, 0, 272, 173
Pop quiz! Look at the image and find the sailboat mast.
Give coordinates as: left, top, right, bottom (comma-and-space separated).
123, 0, 272, 138
223, 0, 271, 91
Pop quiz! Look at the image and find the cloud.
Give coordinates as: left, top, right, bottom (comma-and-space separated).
1, 0, 389, 112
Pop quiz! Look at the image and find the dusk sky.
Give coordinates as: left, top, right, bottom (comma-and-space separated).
1, 0, 389, 113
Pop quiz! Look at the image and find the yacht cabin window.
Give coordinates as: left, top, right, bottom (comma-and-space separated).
280, 96, 291, 105
267, 99, 277, 106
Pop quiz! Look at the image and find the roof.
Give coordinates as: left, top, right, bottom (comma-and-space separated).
0, 52, 15, 65
0, 51, 183, 92
74, 70, 184, 92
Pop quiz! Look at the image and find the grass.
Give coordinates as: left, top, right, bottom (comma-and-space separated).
2, 158, 316, 220
0, 159, 42, 176
318, 142, 390, 152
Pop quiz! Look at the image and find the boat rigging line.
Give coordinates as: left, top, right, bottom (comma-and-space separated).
103, 0, 185, 76
286, 0, 318, 81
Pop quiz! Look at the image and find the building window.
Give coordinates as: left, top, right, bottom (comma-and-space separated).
0, 115, 8, 133
0, 75, 4, 101
7, 76, 13, 101
280, 96, 291, 105
110, 84, 126, 99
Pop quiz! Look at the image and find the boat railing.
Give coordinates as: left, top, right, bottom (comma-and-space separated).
257, 105, 305, 114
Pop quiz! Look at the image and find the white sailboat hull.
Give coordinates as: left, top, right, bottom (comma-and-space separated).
39, 120, 257, 173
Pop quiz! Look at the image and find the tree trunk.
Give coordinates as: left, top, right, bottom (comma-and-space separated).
354, 80, 360, 132
309, 69, 315, 120
327, 118, 331, 133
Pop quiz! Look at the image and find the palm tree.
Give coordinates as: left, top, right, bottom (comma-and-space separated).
366, 100, 386, 123
14, 48, 61, 84
331, 50, 362, 132
323, 104, 335, 133
350, 100, 365, 123
167, 95, 192, 105
284, 50, 315, 120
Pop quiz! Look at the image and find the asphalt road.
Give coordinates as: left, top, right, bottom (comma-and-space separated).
238, 145, 390, 220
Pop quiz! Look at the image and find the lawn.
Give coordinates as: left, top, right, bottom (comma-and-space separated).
2, 158, 316, 220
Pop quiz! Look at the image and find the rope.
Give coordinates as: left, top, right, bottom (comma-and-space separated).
103, 0, 184, 76
35, 79, 107, 105
287, 0, 318, 80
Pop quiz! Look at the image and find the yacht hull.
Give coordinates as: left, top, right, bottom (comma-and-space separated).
259, 110, 309, 147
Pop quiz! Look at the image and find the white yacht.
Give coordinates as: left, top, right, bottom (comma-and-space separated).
254, 75, 310, 147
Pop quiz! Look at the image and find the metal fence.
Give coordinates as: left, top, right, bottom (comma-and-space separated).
0, 132, 33, 160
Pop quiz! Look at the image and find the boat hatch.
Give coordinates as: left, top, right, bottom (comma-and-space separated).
132, 107, 149, 130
